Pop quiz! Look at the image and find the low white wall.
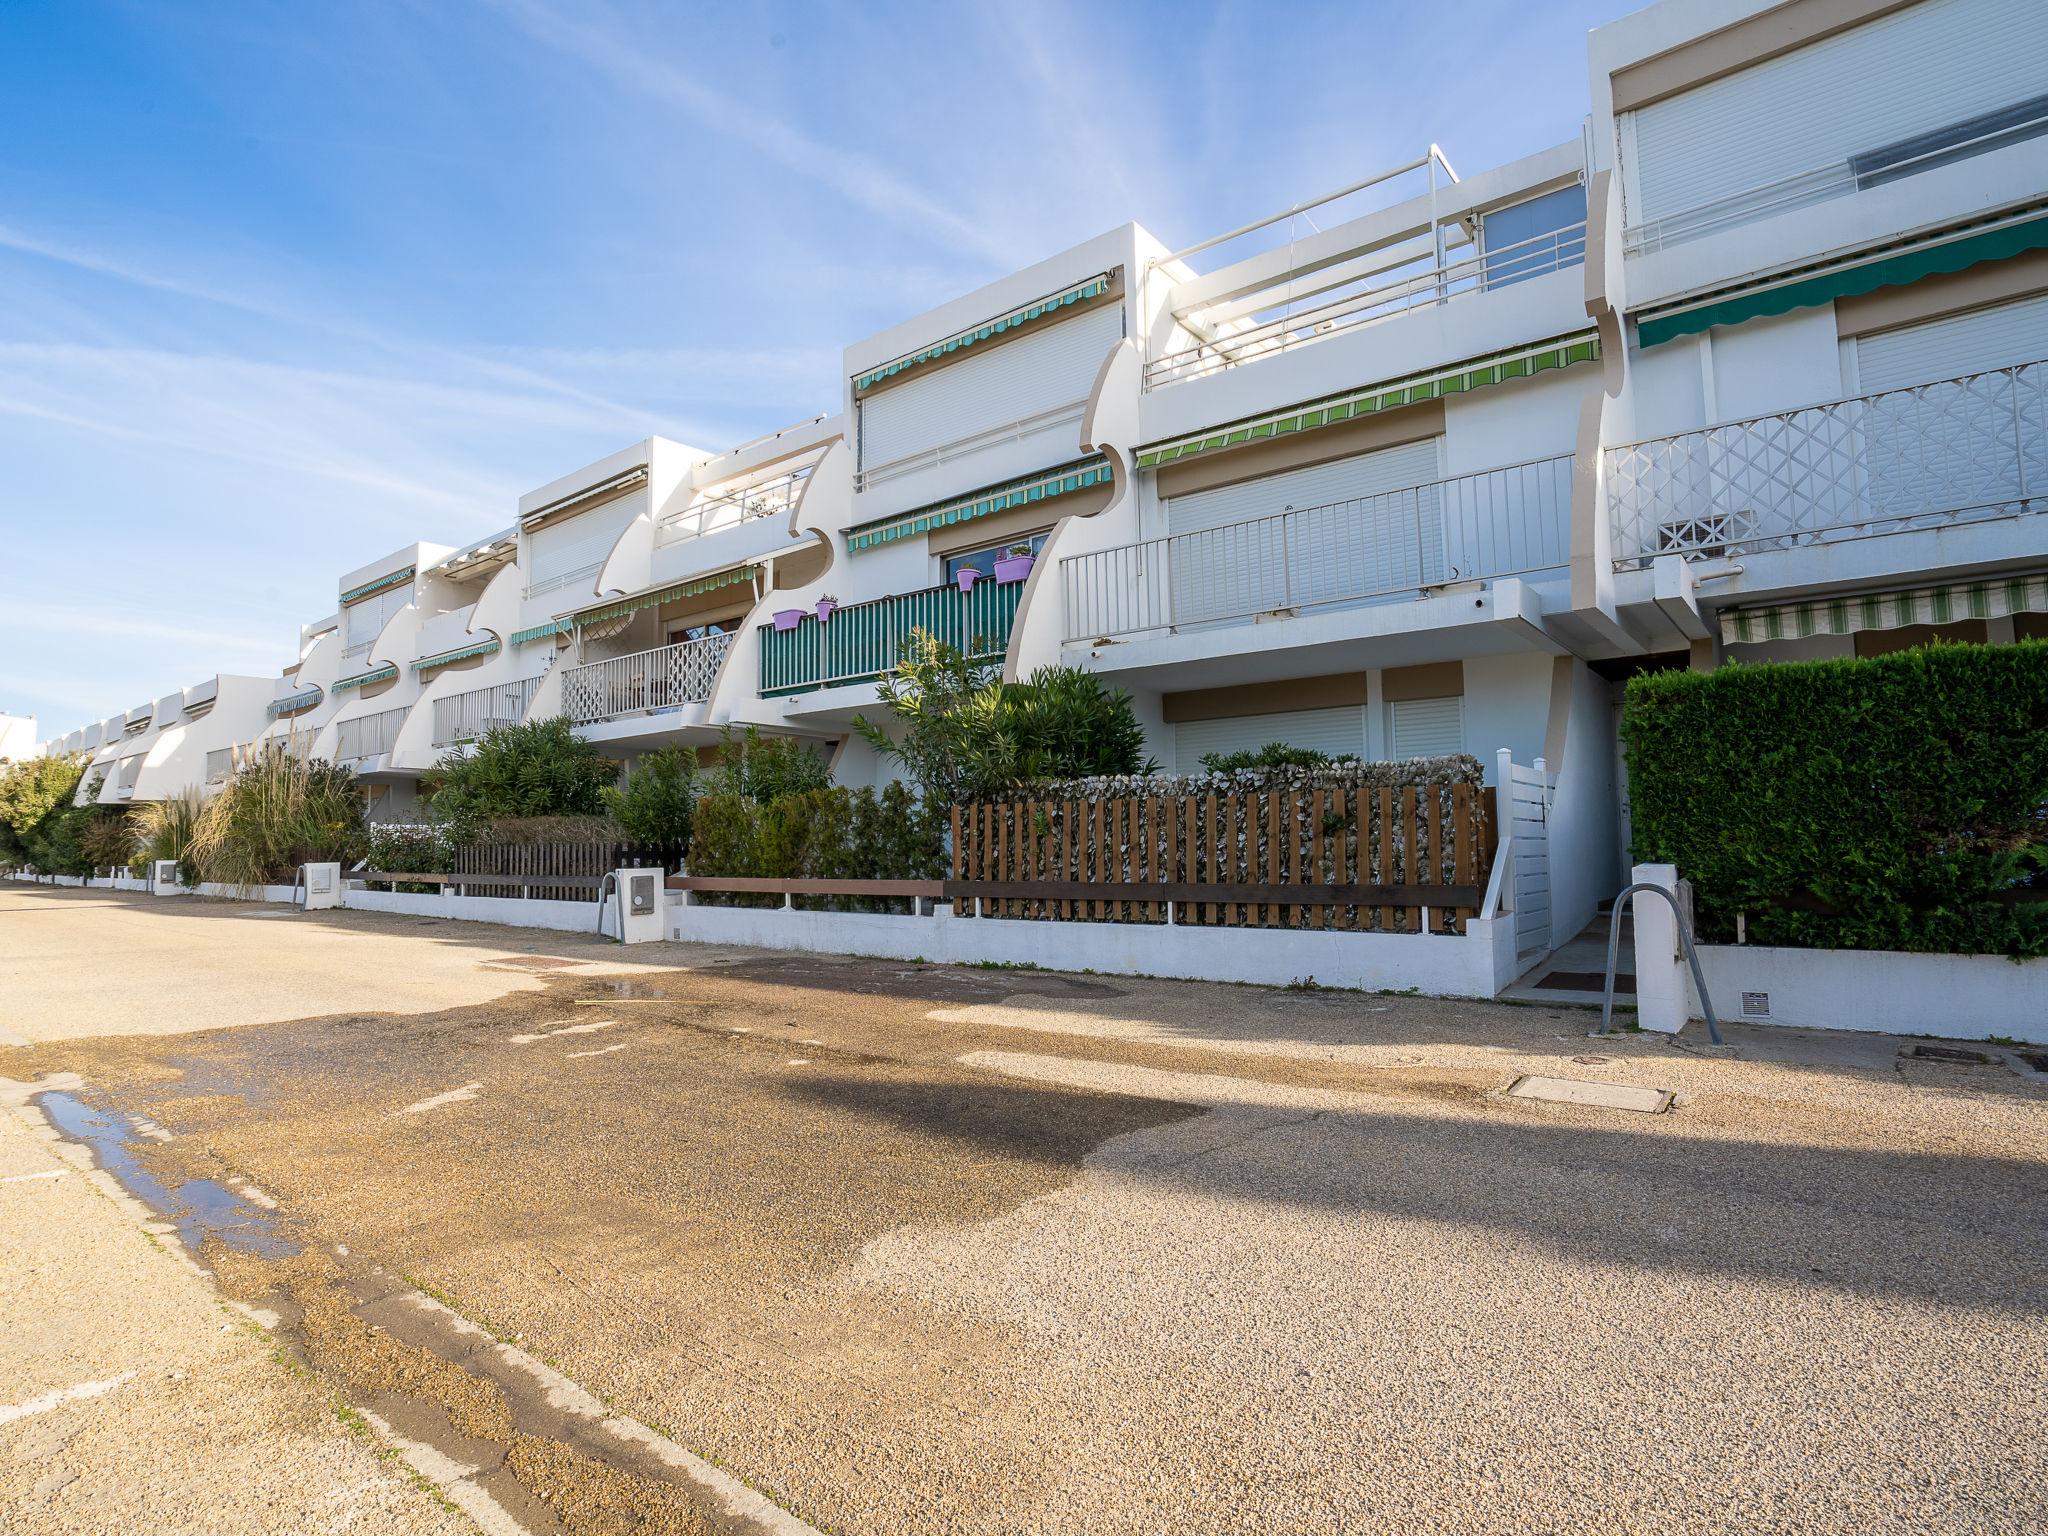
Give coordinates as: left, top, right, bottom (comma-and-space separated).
1693, 944, 2048, 1045
345, 886, 609, 935
671, 901, 1516, 998
194, 881, 300, 903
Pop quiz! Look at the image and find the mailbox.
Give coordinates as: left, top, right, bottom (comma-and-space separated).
629, 872, 657, 915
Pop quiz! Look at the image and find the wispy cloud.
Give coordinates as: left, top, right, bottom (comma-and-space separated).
489, 0, 1017, 272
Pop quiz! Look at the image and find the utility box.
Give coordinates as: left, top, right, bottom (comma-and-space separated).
301, 862, 342, 910
615, 867, 665, 944
150, 860, 187, 896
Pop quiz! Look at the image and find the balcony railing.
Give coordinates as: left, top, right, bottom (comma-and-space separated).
335, 706, 409, 763
759, 579, 1023, 697
1608, 359, 2047, 570
1146, 221, 1587, 389
563, 632, 731, 724
1062, 455, 1573, 642
660, 463, 814, 545
433, 675, 542, 746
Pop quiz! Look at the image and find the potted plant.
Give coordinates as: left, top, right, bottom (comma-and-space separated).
815, 594, 838, 622
771, 608, 806, 631
954, 566, 981, 593
993, 543, 1036, 584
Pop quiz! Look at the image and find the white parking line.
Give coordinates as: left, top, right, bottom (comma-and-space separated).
0, 1370, 138, 1427
399, 1083, 481, 1115
1, 1169, 69, 1185
565, 1044, 627, 1060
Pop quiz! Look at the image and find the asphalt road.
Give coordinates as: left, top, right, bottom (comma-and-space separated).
4, 884, 2045, 1534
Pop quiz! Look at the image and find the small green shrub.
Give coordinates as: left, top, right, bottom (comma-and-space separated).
601, 745, 697, 854
1622, 641, 2048, 956
364, 822, 455, 893
0, 754, 88, 869
424, 716, 616, 840
1197, 741, 1360, 774
688, 783, 943, 911
705, 726, 830, 804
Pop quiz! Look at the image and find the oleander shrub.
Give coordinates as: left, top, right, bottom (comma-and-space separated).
703, 725, 831, 804
0, 754, 88, 871
601, 744, 698, 855
424, 717, 616, 841
1621, 641, 2048, 956
688, 783, 944, 911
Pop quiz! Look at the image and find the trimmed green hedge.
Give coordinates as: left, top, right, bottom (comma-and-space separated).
689, 784, 944, 911
1621, 641, 2048, 956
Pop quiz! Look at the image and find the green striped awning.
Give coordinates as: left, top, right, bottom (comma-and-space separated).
568, 565, 761, 630
510, 619, 574, 647
854, 274, 1113, 392
330, 664, 398, 693
267, 686, 324, 718
846, 458, 1113, 553
1136, 332, 1601, 469
1720, 574, 2048, 644
339, 566, 415, 605
1639, 209, 2048, 349
412, 636, 501, 673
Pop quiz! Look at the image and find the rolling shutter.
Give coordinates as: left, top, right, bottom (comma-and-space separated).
1387, 697, 1464, 760
1854, 291, 2048, 390
858, 302, 1123, 479
1172, 707, 1366, 773
1625, 0, 2048, 228
344, 584, 410, 651
527, 496, 642, 596
1166, 437, 1442, 536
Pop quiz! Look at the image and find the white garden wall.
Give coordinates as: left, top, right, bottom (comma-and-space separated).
670, 900, 1519, 998
1691, 944, 2048, 1045
343, 886, 610, 935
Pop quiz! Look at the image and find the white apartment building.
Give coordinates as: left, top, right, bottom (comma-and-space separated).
41, 0, 2048, 968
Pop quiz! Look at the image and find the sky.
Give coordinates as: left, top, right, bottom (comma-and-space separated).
0, 0, 1619, 737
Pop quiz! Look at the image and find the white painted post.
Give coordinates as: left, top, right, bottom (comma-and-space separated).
1630, 862, 1685, 1034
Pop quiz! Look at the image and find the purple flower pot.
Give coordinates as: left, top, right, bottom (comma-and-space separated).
771, 609, 806, 632
814, 599, 836, 622
954, 568, 981, 593
993, 554, 1035, 584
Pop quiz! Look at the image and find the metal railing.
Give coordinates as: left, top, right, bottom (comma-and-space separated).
1608, 358, 2047, 569
562, 632, 731, 724
660, 463, 813, 544
759, 578, 1024, 697
1062, 455, 1573, 641
335, 706, 409, 762
433, 675, 541, 746
1146, 221, 1587, 389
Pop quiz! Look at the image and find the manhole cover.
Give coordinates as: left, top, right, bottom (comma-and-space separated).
485, 955, 586, 971
1506, 1075, 1672, 1114
1905, 1043, 1993, 1065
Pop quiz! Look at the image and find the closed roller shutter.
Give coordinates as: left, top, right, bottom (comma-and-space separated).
1173, 706, 1366, 774
344, 585, 410, 652
527, 495, 643, 595
858, 302, 1123, 477
1625, 0, 2048, 228
1387, 696, 1464, 761
1854, 292, 2048, 390
1165, 438, 1443, 623
1853, 292, 2048, 518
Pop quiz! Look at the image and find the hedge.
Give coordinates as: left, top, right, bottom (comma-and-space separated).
1621, 641, 2048, 956
688, 784, 944, 911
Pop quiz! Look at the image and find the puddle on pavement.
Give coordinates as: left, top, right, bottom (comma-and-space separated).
36, 1090, 297, 1258
597, 977, 668, 998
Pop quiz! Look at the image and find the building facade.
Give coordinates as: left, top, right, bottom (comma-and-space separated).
40, 0, 2048, 971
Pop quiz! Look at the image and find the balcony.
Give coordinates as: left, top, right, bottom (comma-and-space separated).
1062, 456, 1573, 642
433, 675, 542, 746
1608, 359, 2047, 570
335, 706, 409, 763
759, 579, 1023, 697
563, 633, 732, 724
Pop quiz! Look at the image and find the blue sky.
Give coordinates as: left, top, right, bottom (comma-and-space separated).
0, 0, 1617, 736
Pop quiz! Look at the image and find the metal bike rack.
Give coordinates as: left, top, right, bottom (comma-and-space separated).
290, 866, 309, 911
1594, 881, 1723, 1046
596, 870, 621, 941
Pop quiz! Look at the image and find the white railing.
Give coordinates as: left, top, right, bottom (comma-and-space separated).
660, 463, 813, 544
1146, 221, 1587, 389
1062, 455, 1574, 641
1608, 359, 2047, 569
432, 675, 542, 747
562, 632, 732, 724
335, 707, 409, 763
205, 747, 234, 784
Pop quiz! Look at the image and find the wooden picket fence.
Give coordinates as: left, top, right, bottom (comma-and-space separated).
949, 782, 1496, 934
445, 839, 671, 903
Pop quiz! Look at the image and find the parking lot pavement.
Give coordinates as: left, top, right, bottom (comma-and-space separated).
4, 883, 2046, 1534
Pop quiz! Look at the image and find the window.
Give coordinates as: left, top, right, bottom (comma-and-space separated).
943, 530, 1048, 583
666, 614, 740, 646
1387, 696, 1464, 760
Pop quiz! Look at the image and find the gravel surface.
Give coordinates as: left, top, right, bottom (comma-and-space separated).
4, 884, 2045, 1534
